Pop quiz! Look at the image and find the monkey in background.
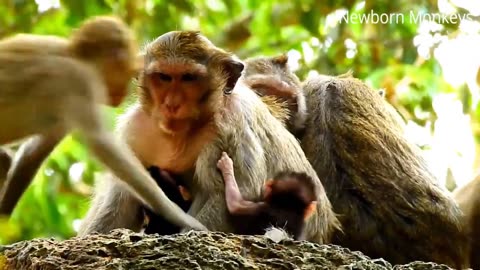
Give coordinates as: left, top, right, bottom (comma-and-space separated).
242, 54, 306, 135
454, 174, 480, 269
298, 74, 468, 268
217, 152, 317, 240
0, 16, 206, 231
78, 31, 340, 244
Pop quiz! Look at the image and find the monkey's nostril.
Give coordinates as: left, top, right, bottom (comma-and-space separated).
166, 104, 180, 113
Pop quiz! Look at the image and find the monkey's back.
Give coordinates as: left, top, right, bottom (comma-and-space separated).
300, 75, 468, 268
0, 50, 104, 145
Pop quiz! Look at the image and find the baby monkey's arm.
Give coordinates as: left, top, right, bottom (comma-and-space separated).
217, 152, 264, 215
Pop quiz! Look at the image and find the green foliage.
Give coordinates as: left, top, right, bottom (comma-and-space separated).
0, 0, 478, 244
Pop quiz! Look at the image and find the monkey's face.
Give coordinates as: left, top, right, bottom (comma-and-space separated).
140, 31, 244, 135
101, 56, 137, 107
70, 16, 138, 107
99, 39, 138, 107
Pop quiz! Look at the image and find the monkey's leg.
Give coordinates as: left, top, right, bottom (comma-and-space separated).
0, 132, 64, 215
77, 176, 145, 236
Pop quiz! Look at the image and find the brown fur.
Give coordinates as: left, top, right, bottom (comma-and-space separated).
217, 151, 318, 240
78, 31, 340, 243
299, 74, 468, 268
229, 172, 318, 240
454, 175, 480, 269
0, 18, 206, 232
242, 54, 306, 134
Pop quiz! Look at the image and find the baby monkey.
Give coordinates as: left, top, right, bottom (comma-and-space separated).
142, 153, 317, 239
243, 54, 306, 134
142, 167, 192, 235
217, 152, 317, 240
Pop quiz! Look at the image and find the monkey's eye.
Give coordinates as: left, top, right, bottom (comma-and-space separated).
181, 73, 198, 82
155, 72, 172, 82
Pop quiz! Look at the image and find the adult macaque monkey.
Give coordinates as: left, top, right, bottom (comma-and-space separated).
0, 16, 206, 231
454, 175, 480, 269
298, 74, 468, 268
78, 31, 340, 243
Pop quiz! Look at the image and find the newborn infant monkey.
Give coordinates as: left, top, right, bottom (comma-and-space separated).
142, 153, 317, 239
217, 152, 317, 240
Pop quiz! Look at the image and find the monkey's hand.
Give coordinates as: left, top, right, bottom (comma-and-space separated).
217, 152, 234, 177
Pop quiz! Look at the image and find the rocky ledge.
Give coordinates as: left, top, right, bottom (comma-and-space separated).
0, 229, 452, 270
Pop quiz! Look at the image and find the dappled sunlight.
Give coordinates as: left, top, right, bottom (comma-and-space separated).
34, 0, 59, 12
435, 34, 480, 90
417, 95, 476, 189
69, 163, 86, 184
287, 49, 302, 72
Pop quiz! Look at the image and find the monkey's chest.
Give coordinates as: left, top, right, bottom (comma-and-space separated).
138, 139, 205, 174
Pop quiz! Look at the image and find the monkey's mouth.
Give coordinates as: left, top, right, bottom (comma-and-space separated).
158, 118, 191, 135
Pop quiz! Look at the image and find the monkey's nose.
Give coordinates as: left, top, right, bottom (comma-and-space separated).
165, 104, 180, 114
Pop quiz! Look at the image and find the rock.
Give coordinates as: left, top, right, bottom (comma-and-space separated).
0, 229, 453, 270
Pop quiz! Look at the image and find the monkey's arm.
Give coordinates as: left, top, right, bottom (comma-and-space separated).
218, 159, 264, 215
77, 175, 145, 236
0, 131, 65, 214
71, 103, 207, 231
245, 75, 294, 97
223, 172, 265, 215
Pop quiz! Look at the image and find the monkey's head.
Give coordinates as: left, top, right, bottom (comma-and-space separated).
243, 54, 301, 91
69, 16, 138, 107
138, 31, 244, 135
264, 171, 318, 220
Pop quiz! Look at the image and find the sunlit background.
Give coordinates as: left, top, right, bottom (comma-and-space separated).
0, 0, 479, 244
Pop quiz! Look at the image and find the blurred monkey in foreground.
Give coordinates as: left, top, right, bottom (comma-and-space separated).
0, 16, 206, 231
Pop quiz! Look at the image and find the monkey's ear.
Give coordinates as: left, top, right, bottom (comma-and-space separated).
272, 54, 288, 67
263, 179, 274, 198
223, 56, 244, 95
304, 201, 317, 220
264, 179, 274, 188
